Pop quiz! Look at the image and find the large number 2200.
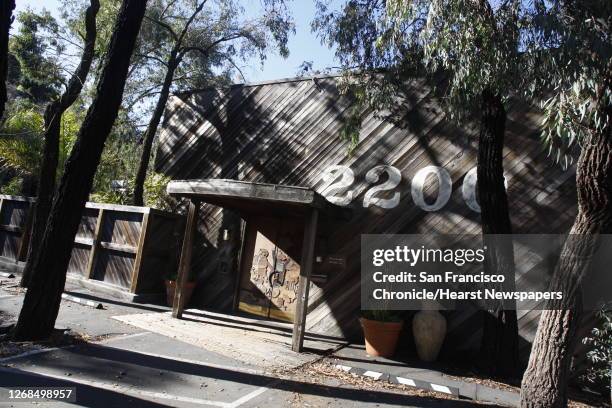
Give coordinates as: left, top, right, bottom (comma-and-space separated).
318, 165, 493, 212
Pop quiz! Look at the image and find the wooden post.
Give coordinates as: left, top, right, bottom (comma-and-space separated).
231, 219, 247, 312
16, 201, 34, 262
172, 199, 199, 319
292, 208, 319, 352
86, 209, 105, 278
129, 212, 150, 293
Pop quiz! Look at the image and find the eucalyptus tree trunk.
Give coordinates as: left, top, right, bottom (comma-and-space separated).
20, 0, 99, 288
521, 82, 612, 408
132, 51, 179, 207
477, 89, 519, 378
12, 0, 147, 341
0, 0, 15, 121
132, 1, 206, 207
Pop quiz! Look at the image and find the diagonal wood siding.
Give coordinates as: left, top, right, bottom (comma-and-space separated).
155, 75, 585, 363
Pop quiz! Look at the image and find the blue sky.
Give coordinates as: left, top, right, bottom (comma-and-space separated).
14, 0, 340, 83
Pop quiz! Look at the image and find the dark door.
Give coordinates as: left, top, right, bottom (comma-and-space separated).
238, 216, 302, 322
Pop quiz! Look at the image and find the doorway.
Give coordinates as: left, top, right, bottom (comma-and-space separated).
237, 216, 304, 322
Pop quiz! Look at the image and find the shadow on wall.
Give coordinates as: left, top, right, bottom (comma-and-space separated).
153, 75, 580, 366
156, 81, 308, 312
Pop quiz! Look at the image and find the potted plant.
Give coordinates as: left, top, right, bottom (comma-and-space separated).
164, 272, 196, 307
360, 310, 404, 358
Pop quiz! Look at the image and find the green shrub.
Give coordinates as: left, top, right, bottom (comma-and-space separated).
143, 172, 173, 211
581, 306, 612, 397
90, 170, 174, 212
0, 177, 24, 195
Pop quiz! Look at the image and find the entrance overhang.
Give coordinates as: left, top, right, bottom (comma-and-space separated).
167, 179, 345, 218
166, 179, 346, 353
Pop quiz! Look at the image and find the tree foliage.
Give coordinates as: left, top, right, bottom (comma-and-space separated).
0, 104, 80, 185
581, 306, 612, 396
521, 0, 611, 168
0, 105, 44, 175
127, 0, 293, 114
2, 0, 295, 202
314, 0, 610, 158
314, 0, 525, 121
9, 9, 63, 103
59, 0, 294, 122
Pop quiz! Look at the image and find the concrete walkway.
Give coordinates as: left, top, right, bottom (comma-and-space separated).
112, 309, 344, 370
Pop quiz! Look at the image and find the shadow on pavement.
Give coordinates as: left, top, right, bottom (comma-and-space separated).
56, 343, 496, 407
1, 368, 172, 407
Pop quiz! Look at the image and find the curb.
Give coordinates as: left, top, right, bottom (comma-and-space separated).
335, 364, 460, 397
333, 363, 519, 407
61, 293, 104, 309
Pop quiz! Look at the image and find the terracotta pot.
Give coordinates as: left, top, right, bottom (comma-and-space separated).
360, 317, 404, 358
165, 280, 196, 307
412, 310, 447, 362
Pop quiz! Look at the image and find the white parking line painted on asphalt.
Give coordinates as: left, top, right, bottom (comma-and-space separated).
0, 332, 150, 364
0, 346, 70, 363
0, 366, 231, 407
0, 330, 274, 407
228, 387, 269, 408
0, 365, 271, 408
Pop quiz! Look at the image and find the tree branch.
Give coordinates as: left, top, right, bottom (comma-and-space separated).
126, 83, 163, 110
225, 54, 246, 82
145, 15, 178, 42
179, 33, 246, 58
176, 0, 207, 47
160, 0, 180, 20
56, 0, 99, 112
135, 53, 169, 67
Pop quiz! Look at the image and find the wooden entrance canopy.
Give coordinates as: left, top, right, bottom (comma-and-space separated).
166, 179, 344, 352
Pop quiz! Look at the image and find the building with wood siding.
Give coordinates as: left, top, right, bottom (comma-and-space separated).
154, 74, 583, 362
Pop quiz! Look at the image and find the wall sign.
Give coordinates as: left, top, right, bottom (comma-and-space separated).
318, 165, 508, 213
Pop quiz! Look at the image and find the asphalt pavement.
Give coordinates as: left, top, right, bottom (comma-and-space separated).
0, 277, 498, 408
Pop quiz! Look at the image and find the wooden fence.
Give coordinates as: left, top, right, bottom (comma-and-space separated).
0, 195, 185, 298
0, 195, 34, 262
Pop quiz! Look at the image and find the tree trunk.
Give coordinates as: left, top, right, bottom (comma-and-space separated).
20, 0, 99, 288
132, 52, 179, 207
477, 89, 519, 378
0, 0, 15, 121
12, 0, 147, 341
19, 174, 37, 197
21, 103, 60, 287
521, 88, 612, 408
